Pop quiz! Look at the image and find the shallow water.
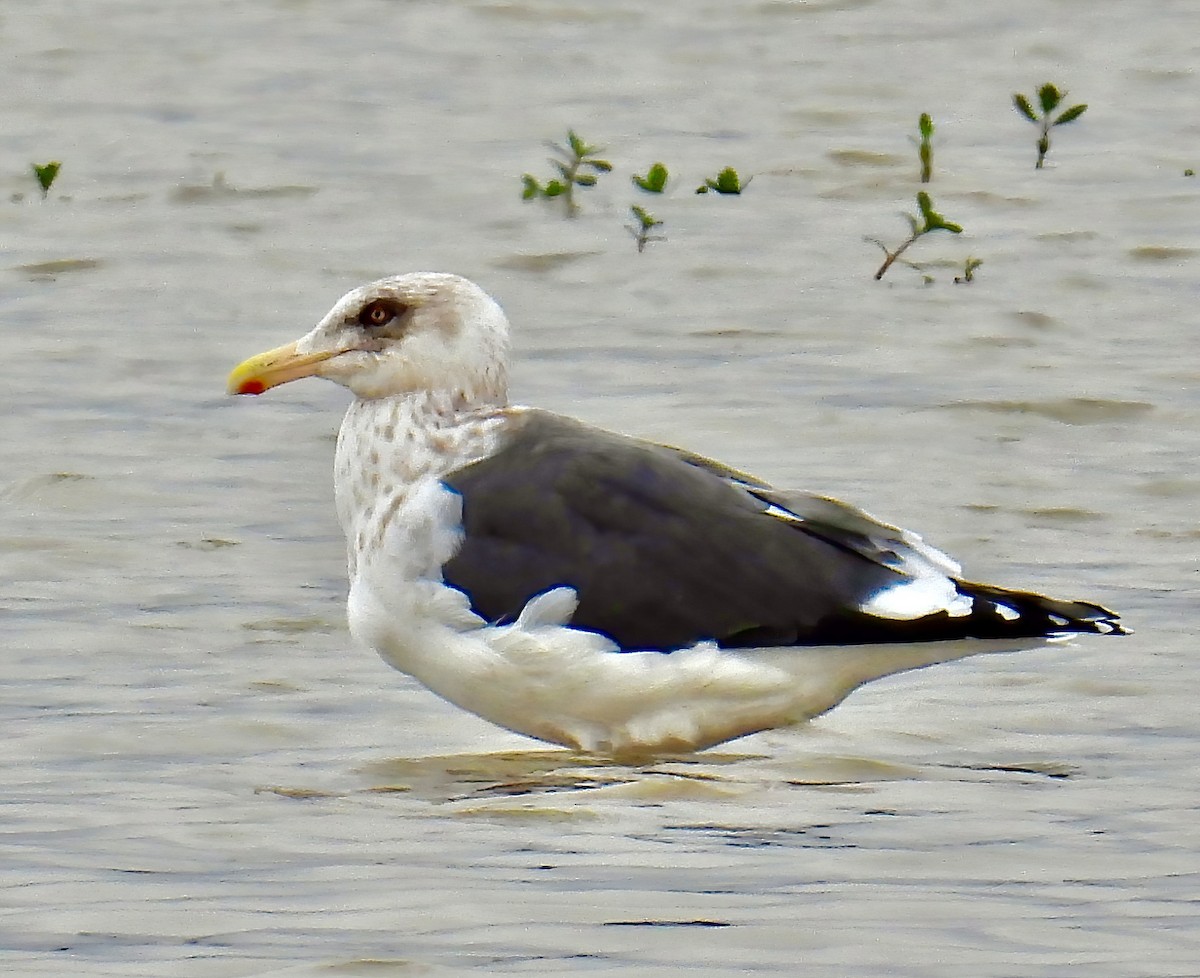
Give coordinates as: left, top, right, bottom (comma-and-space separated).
3, 1, 1198, 975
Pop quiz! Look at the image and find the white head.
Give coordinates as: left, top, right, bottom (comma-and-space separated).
228, 272, 510, 407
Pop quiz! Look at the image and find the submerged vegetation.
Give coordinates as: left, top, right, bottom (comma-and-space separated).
954, 256, 983, 284
626, 206, 665, 253
32, 161, 61, 198
695, 166, 749, 195
1012, 83, 1088, 168
519, 134, 748, 254
870, 192, 963, 281
916, 113, 935, 183
521, 130, 612, 217
513, 84, 1097, 273
631, 162, 669, 194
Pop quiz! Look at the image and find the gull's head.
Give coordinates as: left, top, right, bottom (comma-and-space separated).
227, 272, 510, 405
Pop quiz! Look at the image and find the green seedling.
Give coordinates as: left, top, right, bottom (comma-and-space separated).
32, 161, 61, 198
632, 162, 669, 193
871, 191, 963, 281
521, 130, 612, 217
954, 256, 983, 284
1012, 84, 1087, 169
626, 205, 665, 253
695, 166, 749, 194
916, 113, 934, 183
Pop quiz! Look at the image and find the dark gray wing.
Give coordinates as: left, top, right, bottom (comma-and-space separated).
441, 411, 1124, 651
660, 444, 964, 579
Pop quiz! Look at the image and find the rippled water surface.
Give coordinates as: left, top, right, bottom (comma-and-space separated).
3, 1, 1198, 975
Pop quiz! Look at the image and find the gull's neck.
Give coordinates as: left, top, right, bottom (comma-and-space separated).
334, 390, 507, 577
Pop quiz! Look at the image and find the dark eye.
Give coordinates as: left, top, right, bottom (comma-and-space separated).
358, 299, 403, 329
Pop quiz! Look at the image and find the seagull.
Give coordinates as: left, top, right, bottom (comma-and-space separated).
227, 272, 1125, 757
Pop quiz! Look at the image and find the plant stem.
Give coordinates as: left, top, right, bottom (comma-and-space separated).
874, 235, 918, 280
1036, 123, 1051, 169
872, 193, 962, 280
918, 113, 934, 183
560, 159, 582, 217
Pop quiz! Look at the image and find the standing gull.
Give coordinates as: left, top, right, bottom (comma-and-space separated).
227, 273, 1125, 757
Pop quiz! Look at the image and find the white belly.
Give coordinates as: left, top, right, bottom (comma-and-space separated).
349, 567, 1048, 758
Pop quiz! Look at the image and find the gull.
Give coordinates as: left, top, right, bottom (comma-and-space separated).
227, 273, 1125, 757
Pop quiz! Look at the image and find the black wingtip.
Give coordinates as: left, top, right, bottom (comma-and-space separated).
961, 582, 1129, 639
1059, 602, 1129, 637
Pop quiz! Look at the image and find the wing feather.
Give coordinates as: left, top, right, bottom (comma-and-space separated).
444, 413, 922, 650
440, 411, 1125, 650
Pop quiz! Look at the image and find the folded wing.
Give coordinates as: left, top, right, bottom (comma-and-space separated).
440, 411, 1124, 652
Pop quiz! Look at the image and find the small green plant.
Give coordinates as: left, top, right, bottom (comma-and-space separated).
521, 130, 612, 217
1185, 168, 1195, 177
954, 256, 983, 284
1012, 84, 1087, 169
626, 205, 665, 253
916, 113, 934, 183
871, 191, 963, 281
632, 162, 669, 193
32, 161, 61, 198
695, 166, 749, 195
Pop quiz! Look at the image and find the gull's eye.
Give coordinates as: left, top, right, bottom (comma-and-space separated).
358, 299, 403, 329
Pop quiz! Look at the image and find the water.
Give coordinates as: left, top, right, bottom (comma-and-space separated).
2, 1, 1198, 974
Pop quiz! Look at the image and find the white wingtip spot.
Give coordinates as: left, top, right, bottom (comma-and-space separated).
994, 603, 1021, 621
946, 595, 973, 618
1049, 614, 1070, 627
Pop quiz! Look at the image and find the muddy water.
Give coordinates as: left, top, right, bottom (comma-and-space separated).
2, 1, 1197, 975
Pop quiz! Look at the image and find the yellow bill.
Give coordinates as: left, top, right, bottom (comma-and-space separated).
227, 342, 336, 395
